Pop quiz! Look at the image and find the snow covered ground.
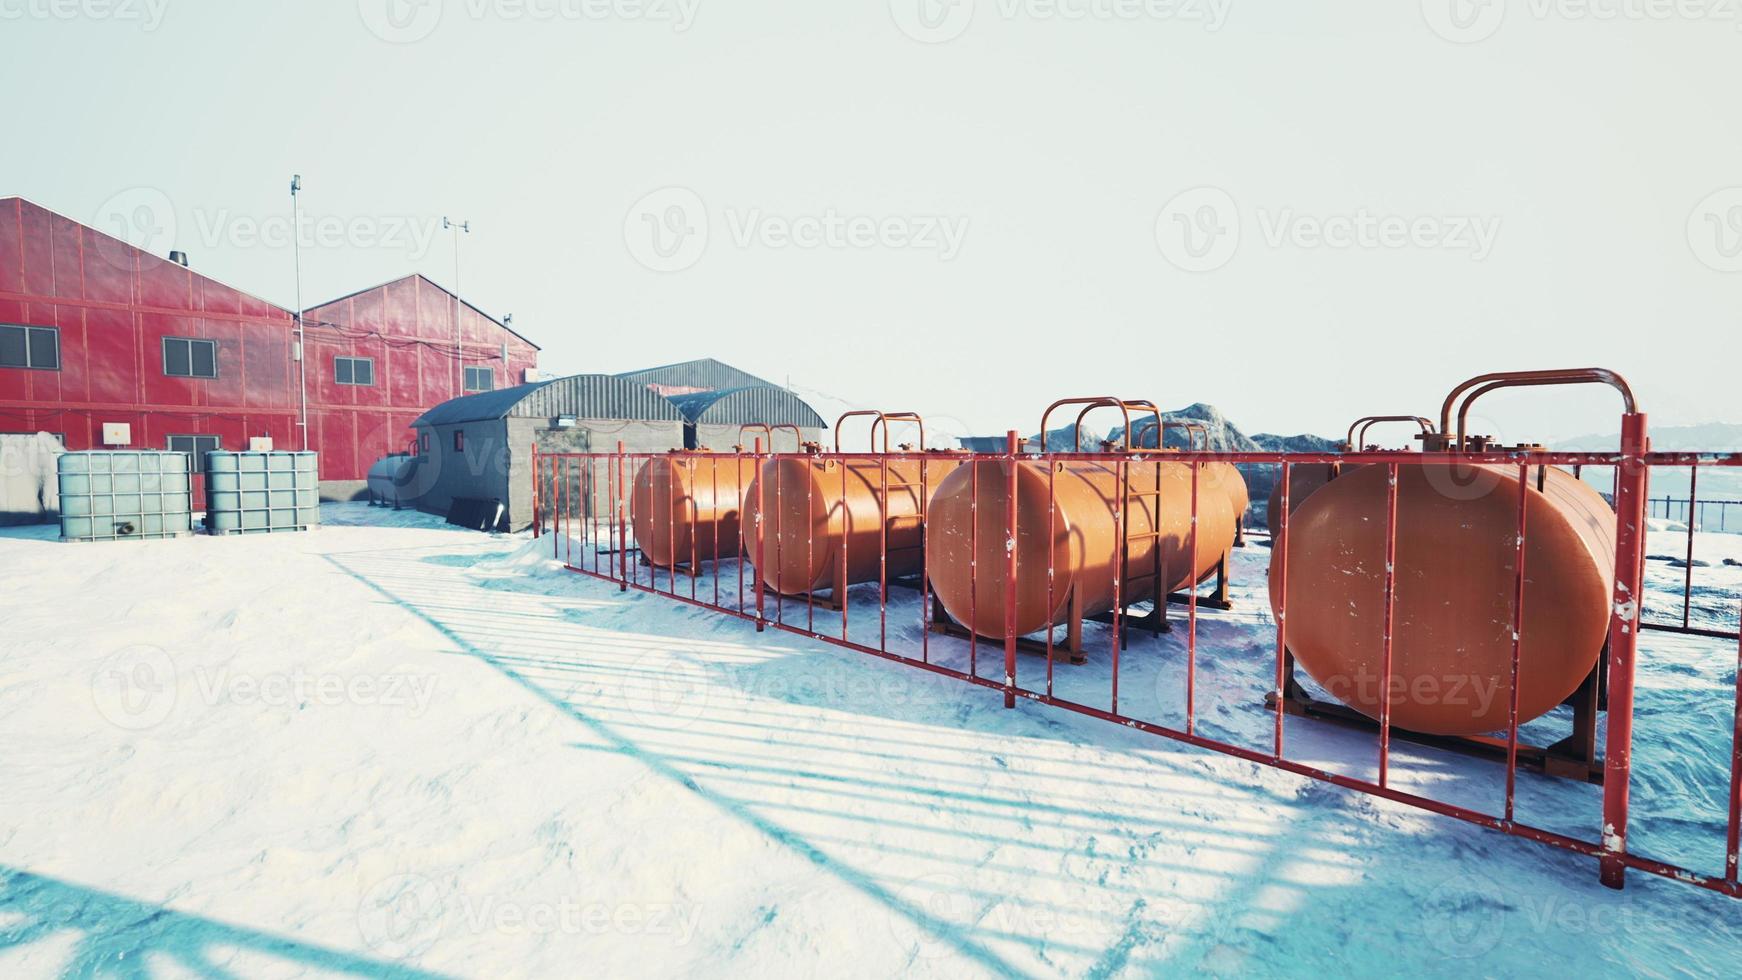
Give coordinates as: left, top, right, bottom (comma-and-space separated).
1, 503, 1739, 977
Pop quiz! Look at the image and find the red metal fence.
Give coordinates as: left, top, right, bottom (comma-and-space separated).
529, 432, 1742, 900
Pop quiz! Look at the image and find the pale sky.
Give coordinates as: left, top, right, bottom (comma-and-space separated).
2, 0, 1737, 443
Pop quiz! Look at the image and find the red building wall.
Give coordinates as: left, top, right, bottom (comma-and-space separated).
301, 275, 540, 485
0, 197, 300, 466
0, 198, 540, 490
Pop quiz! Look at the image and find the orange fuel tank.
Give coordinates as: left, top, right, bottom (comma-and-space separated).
1265, 463, 1339, 533
742, 454, 963, 595
1262, 418, 1434, 533
1268, 462, 1615, 736
630, 454, 758, 568
1221, 462, 1250, 530
926, 456, 1243, 640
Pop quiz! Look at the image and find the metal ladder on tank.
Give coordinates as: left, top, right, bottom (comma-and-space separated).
1117, 454, 1171, 636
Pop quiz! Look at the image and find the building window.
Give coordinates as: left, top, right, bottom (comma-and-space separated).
167, 434, 222, 473
0, 324, 60, 370
464, 366, 494, 392
163, 337, 218, 379
453, 430, 465, 451
335, 356, 375, 386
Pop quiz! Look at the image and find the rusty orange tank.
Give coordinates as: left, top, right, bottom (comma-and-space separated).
1218, 462, 1250, 532
1269, 462, 1614, 736
630, 454, 757, 569
742, 454, 964, 596
926, 456, 1241, 640
1264, 463, 1339, 533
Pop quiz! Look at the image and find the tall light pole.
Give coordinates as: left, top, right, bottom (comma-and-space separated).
291, 175, 307, 450
443, 217, 470, 395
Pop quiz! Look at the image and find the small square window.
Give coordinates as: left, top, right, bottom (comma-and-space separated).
335, 356, 374, 386
464, 366, 494, 392
453, 430, 465, 451
1, 324, 61, 370
164, 337, 217, 379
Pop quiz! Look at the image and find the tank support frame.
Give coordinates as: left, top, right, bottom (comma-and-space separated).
1265, 645, 1608, 784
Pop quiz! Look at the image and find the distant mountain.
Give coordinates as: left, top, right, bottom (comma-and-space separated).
1251, 432, 1342, 454
1555, 423, 1742, 507
1105, 403, 1262, 452
1557, 422, 1742, 453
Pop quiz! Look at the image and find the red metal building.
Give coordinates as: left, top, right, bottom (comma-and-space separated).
299, 274, 541, 493
0, 197, 539, 497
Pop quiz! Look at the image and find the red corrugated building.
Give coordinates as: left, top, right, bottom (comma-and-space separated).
0, 197, 539, 498
299, 274, 541, 494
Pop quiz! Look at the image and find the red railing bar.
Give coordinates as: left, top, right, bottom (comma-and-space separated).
1186, 459, 1200, 735
920, 454, 931, 665
1377, 462, 1400, 787
688, 457, 699, 602
1684, 464, 1699, 630
1111, 457, 1125, 716
624, 456, 633, 585
1273, 462, 1291, 762
1729, 597, 1742, 886
970, 458, 979, 676
1505, 462, 1529, 822
1046, 457, 1057, 699
880, 454, 890, 653
805, 456, 814, 633
840, 457, 850, 641
1004, 430, 1020, 709
711, 456, 720, 607
1600, 413, 1650, 889
754, 439, 765, 630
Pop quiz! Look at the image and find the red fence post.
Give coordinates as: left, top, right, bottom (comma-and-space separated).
1273, 462, 1291, 761
617, 440, 628, 592
754, 437, 766, 632
1728, 595, 1741, 887
531, 443, 540, 539
1004, 430, 1020, 709
1600, 412, 1650, 889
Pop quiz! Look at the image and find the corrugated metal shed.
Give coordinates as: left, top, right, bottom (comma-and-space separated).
413, 374, 685, 427
667, 385, 827, 429
617, 358, 773, 394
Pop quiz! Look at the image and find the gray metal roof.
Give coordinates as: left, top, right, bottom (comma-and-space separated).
617, 358, 773, 393
413, 374, 685, 427
667, 385, 827, 429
